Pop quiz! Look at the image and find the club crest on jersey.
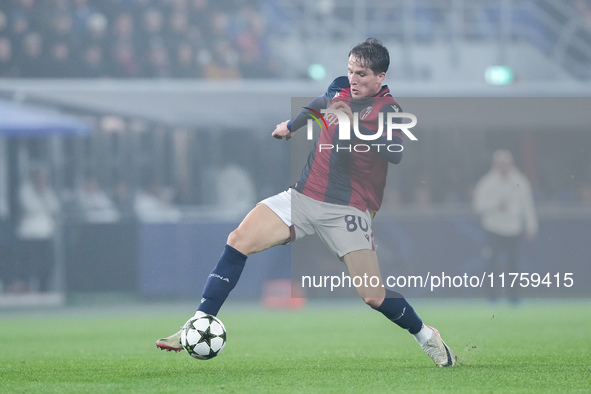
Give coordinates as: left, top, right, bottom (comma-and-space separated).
360, 106, 373, 120
325, 112, 339, 127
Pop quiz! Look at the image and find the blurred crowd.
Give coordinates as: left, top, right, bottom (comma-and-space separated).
0, 0, 590, 80
0, 0, 278, 79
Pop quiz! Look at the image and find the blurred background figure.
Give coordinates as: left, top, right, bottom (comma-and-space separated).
215, 162, 256, 219
472, 150, 538, 300
76, 175, 120, 223
0, 36, 18, 77
202, 39, 241, 80
110, 43, 141, 78
16, 31, 45, 78
171, 41, 201, 78
113, 178, 135, 220
45, 41, 75, 78
142, 39, 171, 78
78, 44, 108, 78
0, 169, 10, 293
13, 167, 60, 293
134, 177, 182, 222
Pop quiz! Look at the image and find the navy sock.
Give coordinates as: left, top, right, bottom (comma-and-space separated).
197, 244, 247, 316
374, 289, 423, 334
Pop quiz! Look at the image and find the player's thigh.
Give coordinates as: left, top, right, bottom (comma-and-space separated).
313, 205, 375, 258
227, 203, 291, 256
342, 249, 385, 302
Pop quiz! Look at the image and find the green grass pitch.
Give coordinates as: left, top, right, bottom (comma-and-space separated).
1, 299, 589, 393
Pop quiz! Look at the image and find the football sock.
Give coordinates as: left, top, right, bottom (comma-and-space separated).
197, 244, 247, 316
413, 324, 434, 346
375, 289, 423, 334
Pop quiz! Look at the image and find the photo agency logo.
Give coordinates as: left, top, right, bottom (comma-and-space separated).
304, 105, 418, 153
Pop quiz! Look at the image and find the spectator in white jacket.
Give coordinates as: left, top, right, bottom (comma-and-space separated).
473, 150, 538, 299
14, 167, 60, 293
76, 176, 120, 223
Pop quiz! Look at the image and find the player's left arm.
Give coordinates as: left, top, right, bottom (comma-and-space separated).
366, 133, 404, 164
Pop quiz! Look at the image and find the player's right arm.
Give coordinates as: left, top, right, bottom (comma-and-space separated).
272, 96, 326, 140
272, 120, 292, 140
283, 76, 349, 134
285, 96, 329, 135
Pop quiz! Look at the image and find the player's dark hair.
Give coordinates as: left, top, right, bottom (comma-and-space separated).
348, 37, 389, 74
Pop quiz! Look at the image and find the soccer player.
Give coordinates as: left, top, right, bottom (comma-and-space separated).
157, 38, 456, 367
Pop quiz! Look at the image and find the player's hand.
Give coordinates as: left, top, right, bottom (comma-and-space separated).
272, 120, 293, 140
330, 101, 354, 124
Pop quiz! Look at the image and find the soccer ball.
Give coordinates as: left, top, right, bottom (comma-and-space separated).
180, 312, 227, 360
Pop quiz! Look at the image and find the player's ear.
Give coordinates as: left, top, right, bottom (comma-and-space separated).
376, 71, 386, 83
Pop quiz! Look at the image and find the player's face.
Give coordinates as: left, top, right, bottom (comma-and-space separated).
348, 56, 385, 98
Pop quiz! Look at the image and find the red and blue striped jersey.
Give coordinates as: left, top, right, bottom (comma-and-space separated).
293, 76, 404, 214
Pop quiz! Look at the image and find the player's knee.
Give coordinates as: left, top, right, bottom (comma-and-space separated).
363, 297, 384, 309
227, 228, 251, 255
226, 228, 244, 249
